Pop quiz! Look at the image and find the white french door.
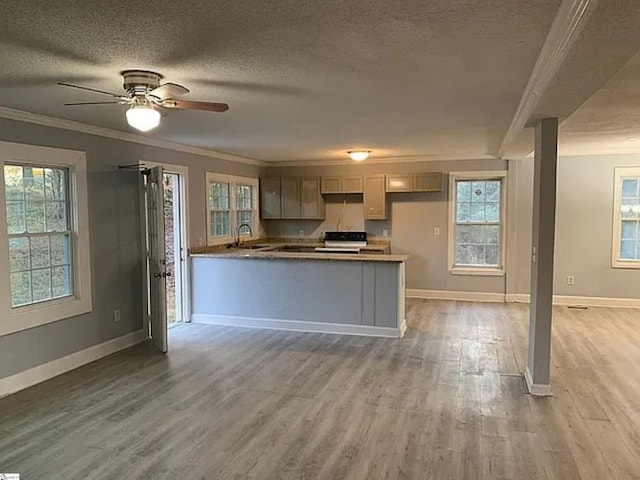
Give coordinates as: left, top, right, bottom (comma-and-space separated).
145, 166, 168, 353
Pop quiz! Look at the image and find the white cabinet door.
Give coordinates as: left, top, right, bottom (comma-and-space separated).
364, 174, 387, 220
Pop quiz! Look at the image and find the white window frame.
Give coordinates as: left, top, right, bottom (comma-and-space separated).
612, 166, 640, 269
205, 172, 259, 246
448, 170, 507, 276
0, 141, 92, 336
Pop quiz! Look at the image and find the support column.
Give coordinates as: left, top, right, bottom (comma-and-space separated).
525, 117, 558, 397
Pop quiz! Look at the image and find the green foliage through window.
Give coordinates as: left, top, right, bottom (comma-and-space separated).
4, 164, 73, 307
454, 179, 502, 267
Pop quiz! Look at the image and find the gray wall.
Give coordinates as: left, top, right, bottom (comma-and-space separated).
266, 159, 508, 293
0, 118, 263, 380
510, 154, 640, 299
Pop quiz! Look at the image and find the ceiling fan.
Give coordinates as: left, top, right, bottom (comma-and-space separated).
58, 70, 229, 132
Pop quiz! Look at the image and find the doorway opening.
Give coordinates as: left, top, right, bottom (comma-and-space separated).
142, 162, 189, 352
163, 172, 184, 326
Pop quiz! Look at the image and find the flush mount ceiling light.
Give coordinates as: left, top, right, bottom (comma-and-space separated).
348, 150, 371, 161
126, 104, 161, 132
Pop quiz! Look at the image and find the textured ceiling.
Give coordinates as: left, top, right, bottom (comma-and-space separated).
560, 50, 640, 156
0, 0, 562, 162
495, 0, 640, 160
531, 0, 640, 125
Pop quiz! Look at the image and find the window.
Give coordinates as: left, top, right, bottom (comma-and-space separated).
236, 184, 254, 227
448, 171, 506, 275
613, 167, 640, 269
5, 164, 72, 307
205, 173, 259, 245
0, 141, 92, 336
210, 181, 231, 237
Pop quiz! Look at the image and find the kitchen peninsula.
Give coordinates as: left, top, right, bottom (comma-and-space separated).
190, 238, 407, 338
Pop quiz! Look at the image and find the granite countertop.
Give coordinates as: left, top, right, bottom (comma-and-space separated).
189, 237, 392, 255
189, 238, 405, 262
191, 249, 408, 263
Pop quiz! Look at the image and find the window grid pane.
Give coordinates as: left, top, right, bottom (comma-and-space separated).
454, 179, 501, 267
210, 211, 231, 237
209, 182, 230, 210
236, 185, 252, 210
237, 210, 252, 228
618, 175, 640, 262
4, 164, 73, 307
620, 219, 640, 260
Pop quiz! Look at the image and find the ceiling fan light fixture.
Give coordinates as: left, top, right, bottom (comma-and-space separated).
348, 150, 371, 161
126, 105, 161, 132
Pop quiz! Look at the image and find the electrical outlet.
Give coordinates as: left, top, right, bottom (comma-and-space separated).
382, 229, 389, 237
434, 226, 441, 236
114, 310, 121, 323
567, 275, 575, 286
299, 229, 305, 237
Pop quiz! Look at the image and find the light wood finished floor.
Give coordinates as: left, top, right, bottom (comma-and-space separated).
1, 300, 640, 479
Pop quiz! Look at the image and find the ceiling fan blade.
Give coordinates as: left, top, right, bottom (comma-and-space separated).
148, 82, 189, 100
161, 99, 229, 112
152, 104, 168, 117
58, 82, 123, 98
64, 101, 121, 106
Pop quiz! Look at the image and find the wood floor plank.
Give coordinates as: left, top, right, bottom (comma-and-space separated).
1, 300, 640, 479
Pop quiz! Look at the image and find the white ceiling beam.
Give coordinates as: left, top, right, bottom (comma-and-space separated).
498, 0, 598, 157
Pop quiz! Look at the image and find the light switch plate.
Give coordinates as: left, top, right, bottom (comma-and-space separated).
434, 227, 441, 236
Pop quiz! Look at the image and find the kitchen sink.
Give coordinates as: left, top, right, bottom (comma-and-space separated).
275, 245, 318, 253
224, 243, 273, 251
237, 244, 269, 249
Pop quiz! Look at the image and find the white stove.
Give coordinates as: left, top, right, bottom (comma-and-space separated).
315, 231, 367, 254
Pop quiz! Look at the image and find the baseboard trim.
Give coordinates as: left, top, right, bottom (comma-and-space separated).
399, 318, 407, 337
0, 329, 147, 399
524, 367, 553, 397
191, 314, 405, 338
406, 289, 505, 303
409, 290, 640, 309
505, 293, 640, 309
505, 293, 530, 303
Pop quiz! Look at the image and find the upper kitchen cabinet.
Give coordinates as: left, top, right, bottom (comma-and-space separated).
320, 176, 363, 194
363, 174, 387, 220
280, 176, 301, 219
414, 172, 443, 192
386, 174, 413, 192
385, 172, 444, 192
260, 177, 281, 219
300, 177, 325, 219
320, 176, 342, 194
260, 176, 325, 220
342, 176, 364, 193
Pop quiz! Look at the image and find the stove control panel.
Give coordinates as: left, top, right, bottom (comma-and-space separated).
324, 231, 367, 242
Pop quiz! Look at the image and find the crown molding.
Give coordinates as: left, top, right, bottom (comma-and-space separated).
498, 0, 597, 157
0, 106, 266, 167
266, 153, 500, 168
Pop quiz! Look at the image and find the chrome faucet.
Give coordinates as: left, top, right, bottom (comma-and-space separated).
234, 222, 253, 247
